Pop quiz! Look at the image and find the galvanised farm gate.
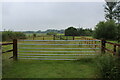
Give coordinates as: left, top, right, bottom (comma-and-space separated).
16, 39, 101, 60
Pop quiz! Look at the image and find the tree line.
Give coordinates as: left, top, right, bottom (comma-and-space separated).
2, 31, 26, 41
65, 27, 93, 36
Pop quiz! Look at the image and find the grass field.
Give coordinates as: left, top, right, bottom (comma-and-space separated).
2, 36, 102, 78
2, 58, 101, 78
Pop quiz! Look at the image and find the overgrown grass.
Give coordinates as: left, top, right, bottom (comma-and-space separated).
95, 54, 120, 79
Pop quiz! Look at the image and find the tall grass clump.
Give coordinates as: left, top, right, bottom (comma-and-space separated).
2, 31, 26, 41
96, 54, 120, 79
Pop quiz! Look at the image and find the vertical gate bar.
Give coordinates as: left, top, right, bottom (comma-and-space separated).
53, 35, 55, 40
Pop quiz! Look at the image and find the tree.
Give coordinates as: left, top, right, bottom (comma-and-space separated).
84, 28, 93, 36
65, 27, 78, 36
114, 1, 120, 24
93, 20, 117, 40
104, 0, 118, 20
77, 28, 85, 36
116, 24, 120, 43
2, 31, 26, 41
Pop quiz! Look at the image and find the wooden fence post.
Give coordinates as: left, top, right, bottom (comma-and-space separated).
95, 40, 96, 48
113, 45, 116, 55
101, 39, 106, 53
13, 39, 18, 61
53, 35, 55, 40
73, 36, 74, 40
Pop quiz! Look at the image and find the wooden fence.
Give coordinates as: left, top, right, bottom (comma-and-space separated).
101, 39, 120, 55
80, 36, 120, 55
35, 35, 78, 40
1, 39, 18, 60
1, 37, 120, 61
1, 43, 13, 53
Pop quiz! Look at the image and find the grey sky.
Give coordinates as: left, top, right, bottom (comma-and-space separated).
2, 2, 105, 31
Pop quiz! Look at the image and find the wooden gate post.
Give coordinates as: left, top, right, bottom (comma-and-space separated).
53, 35, 55, 40
43, 36, 44, 40
73, 36, 74, 40
13, 39, 18, 61
101, 39, 106, 54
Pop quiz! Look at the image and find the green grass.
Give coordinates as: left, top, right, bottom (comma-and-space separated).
25, 33, 47, 37
2, 56, 100, 78
57, 33, 64, 36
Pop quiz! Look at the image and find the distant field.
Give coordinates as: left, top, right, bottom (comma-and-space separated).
25, 33, 46, 37
25, 33, 64, 37
57, 33, 64, 35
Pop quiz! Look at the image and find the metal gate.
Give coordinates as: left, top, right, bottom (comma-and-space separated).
18, 40, 101, 60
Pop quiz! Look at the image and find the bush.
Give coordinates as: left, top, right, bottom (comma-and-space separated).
47, 32, 57, 35
65, 27, 78, 36
96, 54, 120, 79
116, 24, 120, 43
2, 31, 26, 41
93, 20, 117, 40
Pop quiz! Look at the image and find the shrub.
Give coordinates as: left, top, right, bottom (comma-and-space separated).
93, 20, 117, 40
96, 54, 120, 79
2, 31, 26, 41
47, 32, 57, 35
65, 27, 78, 36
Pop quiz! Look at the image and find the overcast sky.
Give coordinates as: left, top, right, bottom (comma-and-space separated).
1, 2, 105, 31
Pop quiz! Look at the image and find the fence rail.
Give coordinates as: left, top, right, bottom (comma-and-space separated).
2, 49, 13, 53
19, 51, 98, 53
18, 53, 98, 55
1, 43, 13, 45
18, 43, 100, 46
101, 39, 120, 55
19, 40, 101, 41
1, 42, 13, 54
19, 47, 100, 49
